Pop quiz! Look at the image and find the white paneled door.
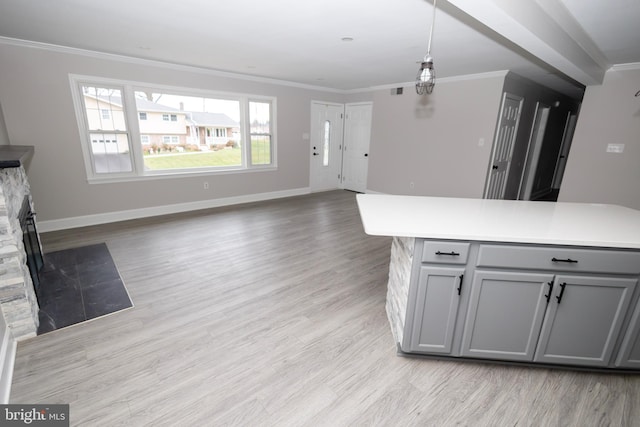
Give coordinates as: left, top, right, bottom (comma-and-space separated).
484, 93, 523, 199
342, 103, 373, 193
310, 102, 345, 192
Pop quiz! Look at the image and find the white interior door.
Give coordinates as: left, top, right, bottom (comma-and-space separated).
519, 103, 550, 200
484, 93, 523, 199
552, 112, 577, 189
342, 102, 372, 193
310, 102, 344, 192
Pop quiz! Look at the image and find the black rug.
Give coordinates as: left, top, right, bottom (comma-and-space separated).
36, 243, 133, 334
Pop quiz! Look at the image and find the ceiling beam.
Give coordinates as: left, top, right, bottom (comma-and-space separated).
446, 0, 607, 86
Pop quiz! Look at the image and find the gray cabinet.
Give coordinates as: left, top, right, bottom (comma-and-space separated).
534, 275, 636, 367
461, 272, 636, 367
461, 271, 552, 361
406, 266, 464, 354
616, 300, 640, 368
401, 239, 640, 370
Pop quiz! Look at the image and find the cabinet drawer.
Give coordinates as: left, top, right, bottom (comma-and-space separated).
477, 244, 640, 275
421, 241, 470, 264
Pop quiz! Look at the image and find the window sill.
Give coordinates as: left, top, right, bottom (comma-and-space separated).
87, 165, 278, 184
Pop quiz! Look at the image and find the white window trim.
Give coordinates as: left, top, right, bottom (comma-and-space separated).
69, 74, 277, 183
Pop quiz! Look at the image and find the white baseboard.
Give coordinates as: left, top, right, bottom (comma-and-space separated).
38, 187, 311, 232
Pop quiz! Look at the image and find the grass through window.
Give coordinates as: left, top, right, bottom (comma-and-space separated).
143, 148, 241, 170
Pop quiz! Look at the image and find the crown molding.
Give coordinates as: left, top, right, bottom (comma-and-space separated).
1, 36, 517, 96
0, 36, 345, 94
610, 63, 640, 72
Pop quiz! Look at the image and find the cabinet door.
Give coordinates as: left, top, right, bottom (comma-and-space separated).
407, 266, 464, 354
534, 275, 636, 367
616, 300, 640, 368
460, 271, 553, 361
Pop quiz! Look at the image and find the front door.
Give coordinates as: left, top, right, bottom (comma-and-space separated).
310, 102, 344, 192
342, 103, 372, 193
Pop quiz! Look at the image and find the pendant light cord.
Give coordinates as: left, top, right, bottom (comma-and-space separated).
427, 0, 437, 56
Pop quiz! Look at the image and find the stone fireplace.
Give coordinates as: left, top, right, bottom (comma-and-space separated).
0, 147, 39, 340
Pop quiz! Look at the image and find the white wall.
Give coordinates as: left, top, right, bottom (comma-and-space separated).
0, 42, 345, 225
365, 74, 505, 198
559, 66, 640, 210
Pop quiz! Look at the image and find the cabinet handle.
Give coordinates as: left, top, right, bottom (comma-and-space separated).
551, 257, 578, 263
457, 274, 464, 296
435, 251, 460, 256
544, 281, 554, 303
555, 282, 567, 304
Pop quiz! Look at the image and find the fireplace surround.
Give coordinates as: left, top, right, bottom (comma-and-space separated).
0, 146, 39, 340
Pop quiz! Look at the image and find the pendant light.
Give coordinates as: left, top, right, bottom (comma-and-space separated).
416, 0, 437, 95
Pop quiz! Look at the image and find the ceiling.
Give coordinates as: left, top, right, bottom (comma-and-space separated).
0, 0, 638, 98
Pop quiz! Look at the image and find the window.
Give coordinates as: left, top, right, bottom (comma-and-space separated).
77, 84, 133, 175
323, 120, 331, 167
71, 76, 276, 181
162, 136, 179, 144
135, 90, 243, 171
249, 101, 272, 165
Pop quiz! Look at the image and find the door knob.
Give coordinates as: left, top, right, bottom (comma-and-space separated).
364, 153, 368, 157
492, 165, 498, 170
313, 153, 318, 156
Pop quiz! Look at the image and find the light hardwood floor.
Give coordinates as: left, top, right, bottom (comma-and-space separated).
10, 190, 640, 426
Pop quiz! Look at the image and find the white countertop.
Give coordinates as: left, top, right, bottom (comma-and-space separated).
356, 194, 640, 249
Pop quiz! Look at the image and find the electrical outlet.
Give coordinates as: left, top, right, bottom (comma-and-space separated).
606, 143, 625, 153
410, 182, 415, 189
203, 181, 209, 190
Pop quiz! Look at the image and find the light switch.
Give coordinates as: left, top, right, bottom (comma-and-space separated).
606, 143, 625, 153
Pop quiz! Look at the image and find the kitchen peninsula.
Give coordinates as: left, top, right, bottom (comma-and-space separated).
357, 194, 640, 371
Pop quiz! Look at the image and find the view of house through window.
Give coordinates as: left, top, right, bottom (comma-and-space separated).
133, 91, 242, 171
81, 85, 133, 174
72, 76, 276, 181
